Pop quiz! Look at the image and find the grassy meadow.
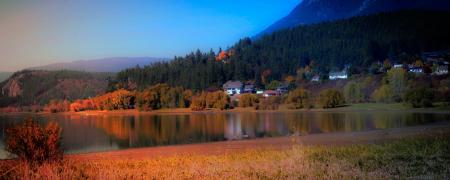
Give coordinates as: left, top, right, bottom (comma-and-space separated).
0, 136, 448, 179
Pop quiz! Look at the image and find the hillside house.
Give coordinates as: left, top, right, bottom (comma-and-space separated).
434, 65, 449, 75
409, 67, 423, 74
263, 90, 279, 97
223, 81, 243, 95
243, 84, 256, 94
329, 70, 348, 80
393, 64, 403, 68
276, 85, 288, 94
311, 75, 320, 82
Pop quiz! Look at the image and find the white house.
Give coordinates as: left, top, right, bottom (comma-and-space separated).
434, 65, 449, 75
311, 75, 320, 82
223, 81, 243, 95
329, 70, 348, 80
393, 64, 403, 68
409, 67, 423, 74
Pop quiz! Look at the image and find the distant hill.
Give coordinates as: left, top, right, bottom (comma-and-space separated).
0, 72, 12, 83
0, 70, 113, 107
29, 57, 168, 72
258, 0, 450, 36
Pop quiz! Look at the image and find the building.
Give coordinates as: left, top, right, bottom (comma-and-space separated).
263, 90, 278, 97
393, 64, 403, 68
434, 65, 449, 75
329, 70, 348, 80
223, 81, 243, 95
311, 75, 320, 82
276, 85, 288, 94
409, 67, 423, 74
243, 84, 256, 94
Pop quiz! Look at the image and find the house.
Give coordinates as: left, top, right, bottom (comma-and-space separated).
409, 67, 423, 74
276, 85, 288, 94
243, 84, 256, 94
263, 90, 278, 97
223, 81, 243, 95
329, 70, 348, 80
256, 89, 264, 95
434, 65, 449, 75
393, 64, 403, 68
311, 75, 320, 82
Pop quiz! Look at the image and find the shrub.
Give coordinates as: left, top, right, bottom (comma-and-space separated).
343, 82, 364, 103
256, 96, 281, 110
404, 88, 434, 108
190, 92, 207, 111
372, 84, 393, 103
5, 119, 63, 165
44, 100, 70, 113
317, 89, 345, 108
239, 94, 259, 107
286, 88, 310, 109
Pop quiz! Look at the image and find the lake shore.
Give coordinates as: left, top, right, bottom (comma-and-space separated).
68, 122, 450, 161
1, 123, 449, 179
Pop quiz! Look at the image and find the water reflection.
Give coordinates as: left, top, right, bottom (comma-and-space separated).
0, 111, 448, 158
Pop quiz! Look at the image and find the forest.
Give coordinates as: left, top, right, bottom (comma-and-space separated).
113, 10, 450, 90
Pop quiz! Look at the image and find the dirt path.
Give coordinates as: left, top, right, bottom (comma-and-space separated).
69, 122, 450, 161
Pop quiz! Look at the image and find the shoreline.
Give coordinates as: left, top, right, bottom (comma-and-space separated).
67, 122, 450, 161
2, 103, 450, 116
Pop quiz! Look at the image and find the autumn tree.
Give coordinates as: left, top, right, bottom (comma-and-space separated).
239, 94, 259, 107
317, 89, 345, 108
286, 88, 310, 109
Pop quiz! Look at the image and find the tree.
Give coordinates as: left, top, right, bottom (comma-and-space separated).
386, 68, 407, 102
343, 82, 364, 103
239, 94, 259, 107
372, 84, 393, 103
317, 89, 345, 108
286, 88, 310, 109
404, 87, 434, 108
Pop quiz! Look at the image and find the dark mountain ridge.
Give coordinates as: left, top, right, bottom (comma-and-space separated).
259, 0, 450, 36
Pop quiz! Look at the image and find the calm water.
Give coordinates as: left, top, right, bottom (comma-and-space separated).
0, 111, 449, 159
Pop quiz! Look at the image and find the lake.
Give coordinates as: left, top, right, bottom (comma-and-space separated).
0, 111, 449, 159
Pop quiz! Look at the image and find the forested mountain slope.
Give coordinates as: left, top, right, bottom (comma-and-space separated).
113, 10, 450, 90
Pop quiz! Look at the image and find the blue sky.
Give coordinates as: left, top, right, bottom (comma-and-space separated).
0, 0, 300, 71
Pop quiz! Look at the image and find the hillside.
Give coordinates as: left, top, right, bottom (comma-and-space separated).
29, 57, 168, 72
259, 0, 450, 36
0, 72, 12, 83
0, 70, 113, 107
114, 10, 450, 90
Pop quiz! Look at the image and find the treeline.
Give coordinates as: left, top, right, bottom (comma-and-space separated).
113, 10, 450, 90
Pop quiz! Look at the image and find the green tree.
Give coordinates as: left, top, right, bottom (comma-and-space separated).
317, 89, 345, 108
286, 88, 310, 109
372, 84, 393, 103
343, 82, 364, 103
404, 87, 434, 108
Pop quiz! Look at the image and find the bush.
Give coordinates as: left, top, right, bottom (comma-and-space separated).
5, 119, 63, 165
44, 100, 70, 113
372, 84, 393, 103
404, 88, 434, 108
239, 94, 259, 107
286, 88, 310, 109
317, 89, 345, 108
190, 91, 229, 111
343, 82, 364, 103
256, 96, 281, 110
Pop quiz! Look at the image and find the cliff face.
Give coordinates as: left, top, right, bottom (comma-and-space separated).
0, 70, 113, 107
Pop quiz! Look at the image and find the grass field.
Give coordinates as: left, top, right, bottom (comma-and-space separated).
1, 136, 448, 179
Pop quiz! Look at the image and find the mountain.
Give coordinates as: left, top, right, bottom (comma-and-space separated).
114, 10, 450, 90
0, 72, 13, 83
29, 57, 168, 72
258, 0, 450, 36
0, 70, 113, 107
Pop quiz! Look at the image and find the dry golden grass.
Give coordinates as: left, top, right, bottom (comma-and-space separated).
1, 137, 449, 179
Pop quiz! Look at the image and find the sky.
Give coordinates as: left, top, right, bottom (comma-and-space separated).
0, 0, 300, 72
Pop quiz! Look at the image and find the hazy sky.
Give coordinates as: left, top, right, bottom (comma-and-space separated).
0, 0, 300, 72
